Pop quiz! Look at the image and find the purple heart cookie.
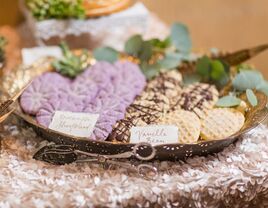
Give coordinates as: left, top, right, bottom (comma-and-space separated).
20, 61, 146, 141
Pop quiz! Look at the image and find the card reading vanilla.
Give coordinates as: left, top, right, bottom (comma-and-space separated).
130, 125, 179, 145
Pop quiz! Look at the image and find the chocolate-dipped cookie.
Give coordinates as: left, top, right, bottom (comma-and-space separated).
109, 70, 183, 143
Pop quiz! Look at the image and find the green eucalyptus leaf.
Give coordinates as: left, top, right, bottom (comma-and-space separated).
196, 56, 211, 78
157, 52, 183, 69
232, 70, 263, 91
93, 47, 119, 63
139, 41, 153, 62
124, 35, 143, 56
170, 22, 192, 53
246, 89, 258, 107
140, 62, 161, 80
216, 95, 241, 107
210, 60, 226, 81
183, 74, 202, 86
256, 80, 268, 96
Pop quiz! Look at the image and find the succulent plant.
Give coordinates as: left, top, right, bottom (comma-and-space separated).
26, 0, 86, 20
52, 42, 89, 78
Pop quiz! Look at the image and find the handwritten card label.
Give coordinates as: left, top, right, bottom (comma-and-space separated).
22, 46, 63, 65
130, 125, 179, 145
49, 111, 99, 137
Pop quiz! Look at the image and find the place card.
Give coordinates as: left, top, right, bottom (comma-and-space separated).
130, 125, 179, 145
22, 46, 63, 65
49, 111, 99, 138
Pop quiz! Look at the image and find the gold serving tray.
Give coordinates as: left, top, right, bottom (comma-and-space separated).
13, 91, 268, 164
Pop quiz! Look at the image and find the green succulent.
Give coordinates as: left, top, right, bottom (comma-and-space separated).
26, 0, 86, 20
52, 42, 89, 78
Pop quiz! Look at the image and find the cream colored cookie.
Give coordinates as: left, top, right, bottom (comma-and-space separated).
174, 83, 219, 118
200, 108, 245, 141
109, 70, 183, 143
159, 109, 201, 144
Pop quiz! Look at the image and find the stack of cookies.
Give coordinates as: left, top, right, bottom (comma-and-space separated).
109, 70, 183, 142
110, 71, 246, 144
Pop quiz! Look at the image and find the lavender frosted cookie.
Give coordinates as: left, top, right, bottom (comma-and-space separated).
58, 82, 98, 106
20, 72, 70, 115
113, 61, 146, 105
81, 61, 146, 140
114, 61, 146, 91
75, 61, 116, 89
84, 92, 129, 140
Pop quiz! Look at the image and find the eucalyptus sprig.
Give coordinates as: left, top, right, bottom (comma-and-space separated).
93, 22, 193, 79
26, 0, 85, 20
52, 42, 89, 78
216, 67, 268, 107
183, 56, 266, 108
184, 56, 230, 88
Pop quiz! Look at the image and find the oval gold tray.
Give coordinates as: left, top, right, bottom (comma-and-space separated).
13, 89, 268, 163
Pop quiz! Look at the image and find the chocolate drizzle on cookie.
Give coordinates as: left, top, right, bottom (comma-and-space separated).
173, 83, 219, 117
109, 70, 183, 143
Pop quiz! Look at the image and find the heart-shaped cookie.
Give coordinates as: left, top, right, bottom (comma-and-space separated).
20, 61, 146, 141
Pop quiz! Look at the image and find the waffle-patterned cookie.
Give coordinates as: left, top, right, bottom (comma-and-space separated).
109, 70, 183, 143
200, 108, 245, 141
159, 110, 201, 144
173, 83, 219, 118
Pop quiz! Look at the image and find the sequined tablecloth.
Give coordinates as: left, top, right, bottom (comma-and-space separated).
1, 116, 268, 208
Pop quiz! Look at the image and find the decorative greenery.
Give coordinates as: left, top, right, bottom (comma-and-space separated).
256, 80, 268, 96
52, 42, 89, 78
0, 36, 7, 67
170, 22, 192, 53
232, 70, 263, 91
216, 95, 242, 107
93, 22, 192, 79
79, 20, 268, 108
214, 65, 268, 107
191, 55, 230, 88
26, 0, 85, 20
93, 47, 119, 63
246, 89, 258, 107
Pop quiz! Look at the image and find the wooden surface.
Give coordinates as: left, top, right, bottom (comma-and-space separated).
142, 0, 268, 77
0, 0, 268, 77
